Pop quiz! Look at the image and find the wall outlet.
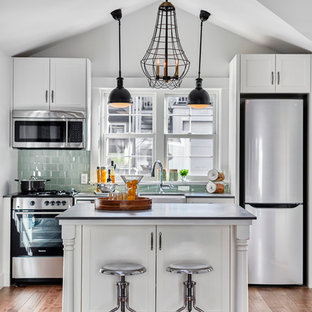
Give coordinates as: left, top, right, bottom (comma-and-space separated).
178, 185, 190, 192
81, 173, 88, 185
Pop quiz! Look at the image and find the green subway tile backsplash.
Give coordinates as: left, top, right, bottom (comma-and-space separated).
18, 150, 91, 192
18, 150, 213, 194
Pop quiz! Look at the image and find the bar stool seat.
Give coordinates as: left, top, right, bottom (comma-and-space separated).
100, 263, 146, 276
100, 262, 146, 312
167, 263, 213, 275
167, 263, 213, 312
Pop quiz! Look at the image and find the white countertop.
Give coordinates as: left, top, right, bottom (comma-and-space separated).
56, 203, 255, 220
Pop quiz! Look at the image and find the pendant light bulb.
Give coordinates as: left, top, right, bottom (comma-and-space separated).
188, 10, 211, 109
108, 9, 132, 107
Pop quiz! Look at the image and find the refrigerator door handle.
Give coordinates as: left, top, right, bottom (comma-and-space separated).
246, 203, 301, 209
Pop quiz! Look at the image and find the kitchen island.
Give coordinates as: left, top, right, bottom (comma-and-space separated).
57, 203, 255, 312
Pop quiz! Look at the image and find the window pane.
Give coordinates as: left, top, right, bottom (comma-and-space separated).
130, 96, 153, 114
130, 157, 153, 174
191, 116, 213, 134
130, 116, 153, 133
108, 116, 129, 133
107, 138, 153, 174
168, 138, 213, 157
132, 138, 153, 157
168, 115, 190, 134
107, 139, 129, 155
167, 157, 213, 176
108, 95, 154, 134
108, 106, 129, 114
167, 138, 214, 175
167, 94, 214, 134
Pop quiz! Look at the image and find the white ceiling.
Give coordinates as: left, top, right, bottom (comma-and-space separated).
1, 0, 312, 56
257, 0, 312, 41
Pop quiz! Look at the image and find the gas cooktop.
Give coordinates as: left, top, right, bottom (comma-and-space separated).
14, 190, 78, 197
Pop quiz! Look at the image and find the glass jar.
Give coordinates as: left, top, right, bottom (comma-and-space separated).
169, 169, 178, 182
126, 179, 139, 200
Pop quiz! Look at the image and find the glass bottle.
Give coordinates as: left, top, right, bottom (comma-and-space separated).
97, 166, 101, 184
101, 167, 107, 183
107, 169, 112, 183
110, 161, 116, 184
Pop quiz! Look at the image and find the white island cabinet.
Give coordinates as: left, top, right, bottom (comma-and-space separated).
57, 203, 255, 312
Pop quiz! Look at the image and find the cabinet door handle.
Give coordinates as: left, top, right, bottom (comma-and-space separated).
271, 71, 274, 85
51, 90, 55, 103
151, 232, 154, 251
45, 90, 48, 103
277, 71, 280, 85
159, 232, 162, 251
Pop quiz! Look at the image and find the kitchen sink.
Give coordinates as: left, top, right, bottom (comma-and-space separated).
139, 192, 186, 203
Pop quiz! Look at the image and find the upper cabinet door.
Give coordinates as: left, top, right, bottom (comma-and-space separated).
156, 225, 230, 312
240, 54, 276, 93
13, 58, 50, 110
50, 58, 87, 110
276, 54, 311, 93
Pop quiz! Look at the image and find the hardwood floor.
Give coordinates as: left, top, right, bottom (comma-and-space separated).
0, 285, 62, 312
0, 285, 312, 311
249, 286, 312, 312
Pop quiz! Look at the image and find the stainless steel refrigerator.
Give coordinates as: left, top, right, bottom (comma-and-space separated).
244, 99, 303, 285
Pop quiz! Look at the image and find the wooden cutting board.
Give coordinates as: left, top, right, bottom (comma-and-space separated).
95, 197, 152, 211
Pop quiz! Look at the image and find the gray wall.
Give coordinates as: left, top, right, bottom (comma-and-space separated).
0, 49, 17, 288
33, 3, 275, 78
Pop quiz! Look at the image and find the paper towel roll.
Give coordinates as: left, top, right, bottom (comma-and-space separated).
206, 181, 217, 193
208, 169, 225, 181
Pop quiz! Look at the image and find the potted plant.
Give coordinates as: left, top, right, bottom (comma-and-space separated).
179, 169, 189, 182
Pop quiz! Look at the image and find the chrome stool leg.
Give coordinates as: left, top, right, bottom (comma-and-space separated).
175, 274, 205, 312
109, 276, 137, 312
192, 282, 204, 312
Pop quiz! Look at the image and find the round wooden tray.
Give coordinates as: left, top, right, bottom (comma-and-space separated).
95, 197, 152, 211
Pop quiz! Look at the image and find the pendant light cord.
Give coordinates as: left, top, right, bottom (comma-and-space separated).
119, 19, 122, 78
198, 19, 203, 79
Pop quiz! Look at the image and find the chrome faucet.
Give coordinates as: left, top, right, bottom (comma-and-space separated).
151, 160, 165, 193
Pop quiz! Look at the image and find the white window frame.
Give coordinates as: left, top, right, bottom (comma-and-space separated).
163, 88, 220, 181
99, 87, 221, 182
100, 89, 157, 180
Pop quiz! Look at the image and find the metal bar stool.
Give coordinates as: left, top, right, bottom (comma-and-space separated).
167, 263, 213, 312
99, 263, 146, 312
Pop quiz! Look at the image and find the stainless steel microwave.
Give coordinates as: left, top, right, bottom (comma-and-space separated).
12, 110, 86, 149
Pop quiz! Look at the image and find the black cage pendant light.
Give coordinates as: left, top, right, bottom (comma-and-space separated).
108, 9, 132, 108
140, 1, 190, 89
188, 10, 211, 108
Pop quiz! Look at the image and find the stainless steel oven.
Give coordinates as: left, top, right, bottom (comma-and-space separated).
11, 195, 73, 283
12, 110, 86, 149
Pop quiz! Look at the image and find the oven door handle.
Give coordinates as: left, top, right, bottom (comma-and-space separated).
14, 212, 63, 215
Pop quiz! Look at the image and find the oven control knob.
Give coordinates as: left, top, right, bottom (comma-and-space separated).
50, 201, 55, 206
44, 201, 49, 206
62, 201, 67, 206
56, 201, 61, 206
30, 201, 35, 206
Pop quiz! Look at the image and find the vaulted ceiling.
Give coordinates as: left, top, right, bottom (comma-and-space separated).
0, 0, 312, 56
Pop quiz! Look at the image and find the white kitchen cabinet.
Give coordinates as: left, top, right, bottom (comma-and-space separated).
13, 58, 50, 109
81, 225, 156, 312
81, 225, 231, 312
50, 58, 87, 110
240, 54, 311, 93
186, 197, 235, 204
275, 54, 310, 93
13, 57, 90, 110
240, 54, 276, 93
156, 225, 230, 312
